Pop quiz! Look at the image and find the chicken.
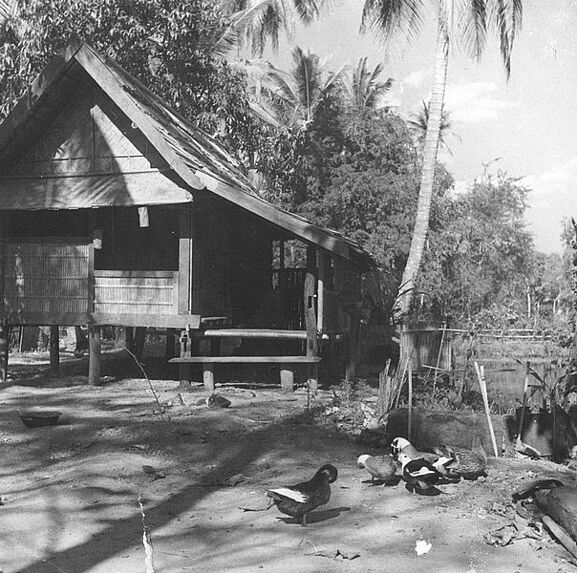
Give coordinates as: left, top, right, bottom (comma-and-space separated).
266, 464, 338, 526
398, 453, 442, 493
357, 454, 398, 485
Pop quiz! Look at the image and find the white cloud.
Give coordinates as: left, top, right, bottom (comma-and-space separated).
444, 81, 516, 124
521, 158, 577, 253
401, 69, 428, 91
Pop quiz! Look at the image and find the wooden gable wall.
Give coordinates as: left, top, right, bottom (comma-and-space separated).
9, 83, 166, 178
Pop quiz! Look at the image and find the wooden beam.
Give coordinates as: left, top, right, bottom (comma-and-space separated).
91, 313, 201, 328
95, 270, 177, 279
1, 311, 201, 329
88, 325, 101, 386
169, 356, 321, 364
200, 328, 333, 340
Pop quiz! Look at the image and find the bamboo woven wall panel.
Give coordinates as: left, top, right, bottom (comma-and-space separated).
3, 242, 90, 314
94, 274, 177, 315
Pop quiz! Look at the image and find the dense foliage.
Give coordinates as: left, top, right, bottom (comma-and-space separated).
0, 0, 262, 160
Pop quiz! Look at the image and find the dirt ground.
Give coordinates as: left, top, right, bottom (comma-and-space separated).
1, 350, 577, 573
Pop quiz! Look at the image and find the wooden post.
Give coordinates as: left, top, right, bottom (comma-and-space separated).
279, 239, 285, 291
408, 362, 413, 441
304, 261, 318, 393
134, 326, 146, 361
0, 324, 8, 383
49, 325, 60, 374
345, 319, 359, 382
178, 328, 192, 385
317, 250, 326, 334
517, 362, 530, 445
280, 364, 294, 393
203, 364, 215, 392
178, 207, 193, 315
474, 361, 499, 457
304, 272, 318, 357
125, 327, 135, 353
165, 328, 176, 359
88, 325, 101, 386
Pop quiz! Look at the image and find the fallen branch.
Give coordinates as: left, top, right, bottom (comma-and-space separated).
125, 348, 166, 420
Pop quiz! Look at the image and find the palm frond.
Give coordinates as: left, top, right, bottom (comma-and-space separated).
214, 1, 277, 57
0, 0, 18, 22
248, 99, 282, 126
361, 0, 426, 49
458, 0, 487, 61
348, 56, 392, 112
265, 64, 299, 106
293, 0, 321, 23
487, 0, 523, 78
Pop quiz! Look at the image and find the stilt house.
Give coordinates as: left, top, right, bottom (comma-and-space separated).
0, 42, 376, 389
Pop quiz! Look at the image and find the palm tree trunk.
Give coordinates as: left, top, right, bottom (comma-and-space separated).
393, 17, 449, 324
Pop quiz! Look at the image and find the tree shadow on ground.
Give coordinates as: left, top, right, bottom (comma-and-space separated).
1, 370, 349, 573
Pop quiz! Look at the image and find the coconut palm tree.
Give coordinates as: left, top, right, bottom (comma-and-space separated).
347, 56, 393, 119
408, 100, 460, 153
260, 45, 346, 128
361, 0, 523, 323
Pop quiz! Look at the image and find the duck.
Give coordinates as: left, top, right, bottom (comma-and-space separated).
431, 436, 487, 480
390, 437, 440, 464
398, 452, 442, 493
357, 454, 398, 485
266, 464, 338, 526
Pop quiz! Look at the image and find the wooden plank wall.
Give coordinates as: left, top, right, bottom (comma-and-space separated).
192, 198, 232, 319
227, 204, 274, 326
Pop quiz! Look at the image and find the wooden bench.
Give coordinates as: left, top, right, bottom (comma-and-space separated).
168, 355, 322, 393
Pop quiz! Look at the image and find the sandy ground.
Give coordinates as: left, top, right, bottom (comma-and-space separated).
1, 351, 577, 573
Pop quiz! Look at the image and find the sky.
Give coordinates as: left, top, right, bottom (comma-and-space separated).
268, 2, 577, 254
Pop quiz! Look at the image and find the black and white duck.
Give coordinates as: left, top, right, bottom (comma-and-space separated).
357, 454, 398, 485
391, 437, 440, 464
431, 436, 487, 480
266, 464, 338, 526
398, 453, 443, 493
